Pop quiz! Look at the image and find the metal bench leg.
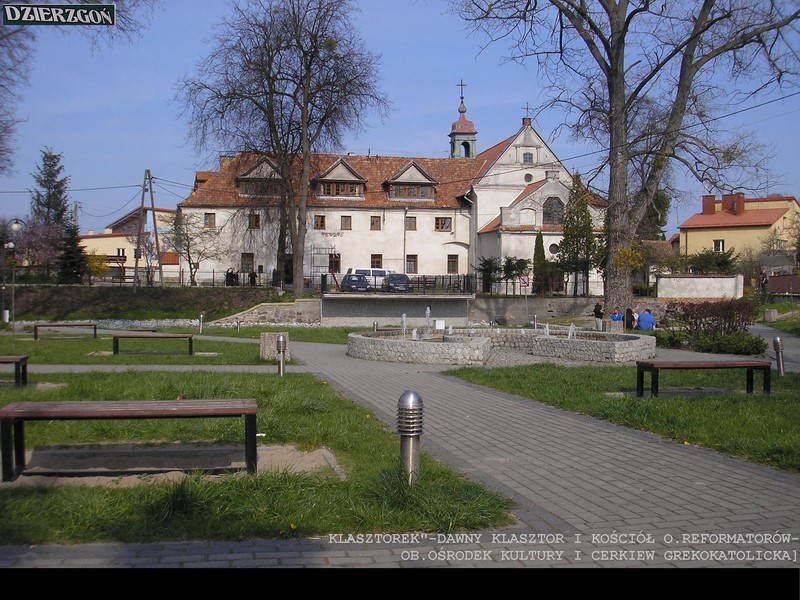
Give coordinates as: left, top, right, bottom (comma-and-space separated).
636, 368, 644, 397
1, 418, 12, 482
746, 369, 754, 394
244, 414, 257, 474
651, 369, 659, 398
12, 419, 25, 476
188, 338, 193, 356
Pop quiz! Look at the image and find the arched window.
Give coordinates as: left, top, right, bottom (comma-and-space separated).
542, 197, 564, 225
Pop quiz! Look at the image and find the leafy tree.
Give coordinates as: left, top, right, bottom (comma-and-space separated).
0, 0, 159, 175
161, 211, 224, 287
86, 251, 109, 285
689, 248, 739, 274
557, 173, 597, 297
178, 0, 389, 297
501, 256, 531, 295
475, 256, 501, 293
456, 1, 800, 316
55, 220, 88, 284
533, 231, 548, 296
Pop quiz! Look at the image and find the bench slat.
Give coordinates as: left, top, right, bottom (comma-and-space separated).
0, 399, 257, 419
637, 360, 771, 369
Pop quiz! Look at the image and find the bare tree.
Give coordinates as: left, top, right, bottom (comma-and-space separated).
454, 0, 800, 312
160, 211, 224, 287
177, 0, 389, 297
0, 0, 160, 176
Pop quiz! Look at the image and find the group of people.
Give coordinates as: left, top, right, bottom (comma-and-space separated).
594, 302, 656, 331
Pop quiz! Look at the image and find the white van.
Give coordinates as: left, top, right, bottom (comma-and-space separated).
345, 267, 394, 291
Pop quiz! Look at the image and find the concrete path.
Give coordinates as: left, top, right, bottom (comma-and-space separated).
0, 324, 798, 575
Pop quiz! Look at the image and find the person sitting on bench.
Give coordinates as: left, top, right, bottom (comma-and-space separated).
637, 309, 656, 330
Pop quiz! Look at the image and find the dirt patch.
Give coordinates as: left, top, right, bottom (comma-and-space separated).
0, 443, 346, 488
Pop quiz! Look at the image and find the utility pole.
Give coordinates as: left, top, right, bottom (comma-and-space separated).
132, 169, 164, 289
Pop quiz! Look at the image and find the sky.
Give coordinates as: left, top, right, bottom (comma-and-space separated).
2, 0, 799, 238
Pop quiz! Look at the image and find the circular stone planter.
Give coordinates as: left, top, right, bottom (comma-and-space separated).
346, 326, 657, 365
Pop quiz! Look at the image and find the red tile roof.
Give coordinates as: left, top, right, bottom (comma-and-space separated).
679, 207, 789, 229
180, 153, 488, 211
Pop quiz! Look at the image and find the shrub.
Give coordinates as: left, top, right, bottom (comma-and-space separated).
693, 332, 768, 356
664, 298, 759, 340
652, 329, 689, 349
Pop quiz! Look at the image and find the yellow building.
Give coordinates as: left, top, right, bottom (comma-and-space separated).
677, 192, 799, 259
80, 207, 177, 283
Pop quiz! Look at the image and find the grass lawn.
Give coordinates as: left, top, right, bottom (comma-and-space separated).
1, 323, 798, 546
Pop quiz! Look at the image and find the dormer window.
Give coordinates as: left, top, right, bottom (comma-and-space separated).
389, 184, 434, 200
239, 179, 282, 197
320, 182, 364, 197
523, 152, 534, 164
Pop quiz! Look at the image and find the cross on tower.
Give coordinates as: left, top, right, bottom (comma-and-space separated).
457, 79, 467, 101
521, 102, 534, 117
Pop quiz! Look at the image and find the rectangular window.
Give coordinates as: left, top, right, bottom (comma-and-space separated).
204, 213, 216, 228
240, 179, 281, 196
340, 216, 352, 230
241, 253, 254, 274
390, 184, 433, 199
405, 216, 416, 231
713, 239, 725, 253
116, 248, 125, 257
248, 213, 261, 229
321, 182, 363, 197
447, 254, 458, 274
370, 216, 381, 231
435, 217, 452, 232
406, 255, 418, 274
314, 215, 326, 230
370, 254, 382, 269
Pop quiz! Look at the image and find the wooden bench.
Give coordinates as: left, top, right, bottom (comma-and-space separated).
636, 359, 772, 398
33, 321, 97, 341
0, 399, 258, 482
112, 332, 194, 355
0, 356, 27, 387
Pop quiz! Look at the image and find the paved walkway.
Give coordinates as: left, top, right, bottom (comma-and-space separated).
0, 324, 798, 575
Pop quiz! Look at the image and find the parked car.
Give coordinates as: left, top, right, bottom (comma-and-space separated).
341, 273, 369, 292
382, 273, 412, 293
345, 267, 393, 291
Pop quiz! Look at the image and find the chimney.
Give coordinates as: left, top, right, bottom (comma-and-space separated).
733, 192, 746, 215
721, 193, 736, 212
701, 194, 716, 215
522, 117, 532, 127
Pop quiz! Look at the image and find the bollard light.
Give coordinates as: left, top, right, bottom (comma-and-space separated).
773, 336, 785, 377
397, 390, 424, 485
373, 321, 378, 332
199, 313, 204, 333
277, 334, 287, 377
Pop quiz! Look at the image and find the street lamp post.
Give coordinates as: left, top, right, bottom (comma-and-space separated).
7, 219, 26, 352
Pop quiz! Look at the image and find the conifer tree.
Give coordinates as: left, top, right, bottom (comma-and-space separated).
558, 174, 597, 297
55, 218, 88, 284
533, 230, 548, 296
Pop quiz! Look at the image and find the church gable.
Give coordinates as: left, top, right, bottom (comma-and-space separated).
499, 178, 571, 229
